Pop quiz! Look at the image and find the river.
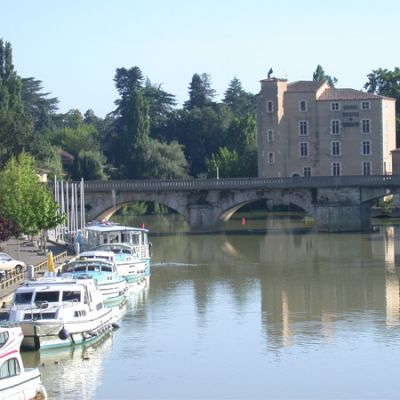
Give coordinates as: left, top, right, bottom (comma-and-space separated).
22, 212, 400, 399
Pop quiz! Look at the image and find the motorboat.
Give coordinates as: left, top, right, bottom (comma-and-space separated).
62, 252, 128, 306
6, 277, 117, 350
0, 326, 47, 399
91, 243, 147, 284
78, 223, 151, 273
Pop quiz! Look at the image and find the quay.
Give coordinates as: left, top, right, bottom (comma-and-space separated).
0, 238, 70, 305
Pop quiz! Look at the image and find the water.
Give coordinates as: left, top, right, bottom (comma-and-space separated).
22, 212, 400, 399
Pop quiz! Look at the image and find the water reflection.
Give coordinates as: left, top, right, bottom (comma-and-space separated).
149, 222, 400, 354
22, 334, 114, 400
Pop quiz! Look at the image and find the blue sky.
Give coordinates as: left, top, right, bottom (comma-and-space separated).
3, 0, 399, 117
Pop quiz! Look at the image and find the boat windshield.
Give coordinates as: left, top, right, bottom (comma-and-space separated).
15, 291, 34, 305
34, 291, 60, 303
63, 262, 113, 273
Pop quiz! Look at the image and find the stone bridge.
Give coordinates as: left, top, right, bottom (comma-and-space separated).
78, 175, 400, 232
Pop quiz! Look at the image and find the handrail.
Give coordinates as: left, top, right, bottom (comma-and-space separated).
0, 251, 68, 291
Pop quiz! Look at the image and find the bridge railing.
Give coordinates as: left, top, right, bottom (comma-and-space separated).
80, 175, 400, 192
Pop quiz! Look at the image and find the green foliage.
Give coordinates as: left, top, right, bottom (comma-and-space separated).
0, 153, 41, 237
223, 77, 255, 116
140, 139, 189, 179
51, 123, 99, 155
184, 73, 216, 110
21, 77, 59, 131
0, 39, 35, 167
365, 68, 400, 144
0, 153, 64, 240
206, 147, 240, 178
312, 65, 338, 87
143, 78, 176, 139
165, 104, 232, 176
71, 150, 108, 180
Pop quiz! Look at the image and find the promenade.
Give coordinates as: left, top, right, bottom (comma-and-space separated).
0, 238, 70, 304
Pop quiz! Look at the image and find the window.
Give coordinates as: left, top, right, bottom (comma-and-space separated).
299, 142, 309, 157
362, 140, 371, 155
361, 119, 371, 134
331, 120, 341, 135
35, 291, 60, 303
361, 101, 371, 110
15, 292, 33, 305
267, 152, 274, 164
331, 141, 341, 156
267, 129, 274, 142
0, 332, 8, 350
62, 291, 81, 302
304, 167, 311, 177
266, 101, 274, 113
332, 162, 341, 176
298, 120, 308, 136
0, 358, 20, 379
362, 161, 372, 175
299, 100, 308, 112
331, 102, 340, 111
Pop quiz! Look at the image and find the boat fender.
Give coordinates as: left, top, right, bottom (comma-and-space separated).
112, 322, 120, 329
58, 327, 70, 340
35, 383, 48, 400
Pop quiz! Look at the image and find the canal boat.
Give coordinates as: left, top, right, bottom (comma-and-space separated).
0, 326, 47, 399
6, 277, 116, 350
81, 223, 151, 267
77, 223, 151, 283
61, 252, 128, 306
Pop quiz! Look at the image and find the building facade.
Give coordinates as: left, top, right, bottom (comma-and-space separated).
257, 78, 396, 177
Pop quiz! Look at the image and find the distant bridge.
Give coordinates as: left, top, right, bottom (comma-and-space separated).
79, 175, 400, 232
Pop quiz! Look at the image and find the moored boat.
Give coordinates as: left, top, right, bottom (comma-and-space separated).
6, 277, 117, 350
75, 223, 152, 283
0, 326, 47, 399
80, 223, 151, 272
62, 252, 128, 306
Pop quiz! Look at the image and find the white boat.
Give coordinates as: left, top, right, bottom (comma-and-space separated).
6, 277, 117, 350
78, 223, 151, 283
62, 252, 128, 306
0, 326, 47, 399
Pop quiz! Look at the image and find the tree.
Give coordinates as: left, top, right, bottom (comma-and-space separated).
0, 39, 35, 167
71, 150, 108, 180
0, 152, 64, 254
312, 64, 338, 87
21, 77, 59, 131
140, 139, 189, 179
165, 104, 232, 176
206, 147, 240, 178
111, 66, 150, 177
142, 78, 176, 140
364, 68, 400, 144
223, 77, 255, 116
32, 184, 65, 252
0, 153, 39, 239
184, 73, 216, 110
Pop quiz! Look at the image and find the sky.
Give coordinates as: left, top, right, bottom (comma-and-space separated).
2, 0, 399, 117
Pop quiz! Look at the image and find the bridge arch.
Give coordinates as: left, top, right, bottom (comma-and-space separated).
216, 189, 315, 224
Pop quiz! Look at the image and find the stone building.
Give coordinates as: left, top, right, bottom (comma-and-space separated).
257, 77, 396, 178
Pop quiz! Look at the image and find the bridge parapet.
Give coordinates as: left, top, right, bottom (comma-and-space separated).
82, 175, 400, 192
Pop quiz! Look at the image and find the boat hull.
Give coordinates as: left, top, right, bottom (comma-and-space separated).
19, 308, 115, 351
